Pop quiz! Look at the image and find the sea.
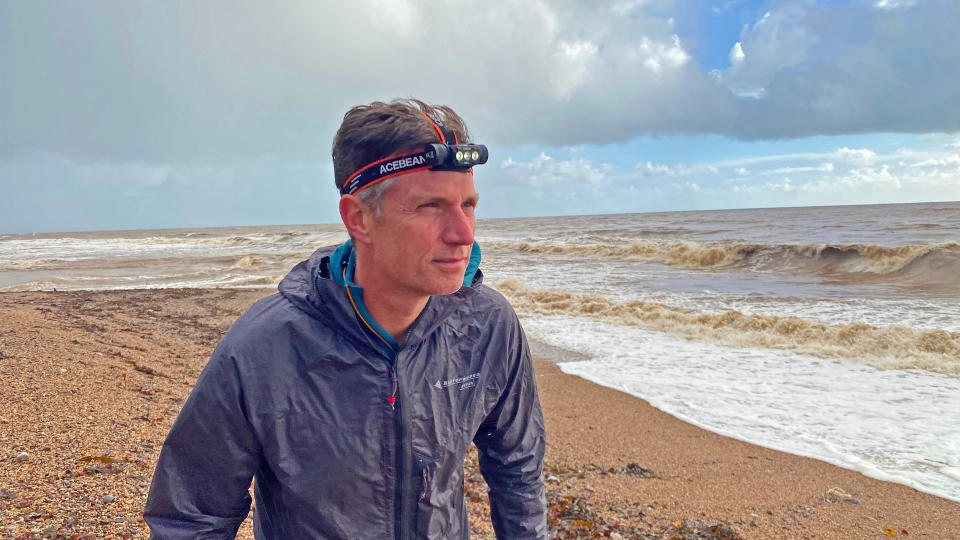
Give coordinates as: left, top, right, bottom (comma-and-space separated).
2, 201, 959, 503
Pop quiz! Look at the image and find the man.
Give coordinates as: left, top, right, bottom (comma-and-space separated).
144, 99, 547, 539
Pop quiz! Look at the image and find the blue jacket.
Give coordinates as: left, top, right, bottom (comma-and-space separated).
143, 243, 547, 539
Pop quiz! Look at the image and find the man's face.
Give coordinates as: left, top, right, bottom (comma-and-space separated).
364, 170, 478, 301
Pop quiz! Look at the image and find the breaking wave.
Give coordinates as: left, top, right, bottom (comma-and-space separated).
140, 235, 257, 246
0, 277, 78, 291
233, 274, 285, 287
305, 240, 340, 250
0, 259, 70, 271
495, 280, 960, 378
144, 236, 257, 246
232, 254, 266, 269
486, 240, 762, 268
487, 240, 960, 283
137, 232, 312, 248
269, 231, 309, 242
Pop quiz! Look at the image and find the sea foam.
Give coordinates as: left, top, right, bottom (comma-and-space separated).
497, 280, 960, 378
522, 314, 960, 503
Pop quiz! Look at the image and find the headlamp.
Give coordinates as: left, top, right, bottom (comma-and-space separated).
339, 111, 488, 196
426, 143, 489, 171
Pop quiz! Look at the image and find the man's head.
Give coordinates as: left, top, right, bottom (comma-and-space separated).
332, 99, 472, 217
334, 99, 479, 301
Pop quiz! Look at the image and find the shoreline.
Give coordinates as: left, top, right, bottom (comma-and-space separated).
1, 288, 957, 539
551, 360, 960, 506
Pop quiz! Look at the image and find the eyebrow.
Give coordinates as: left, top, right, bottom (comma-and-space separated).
416, 193, 480, 206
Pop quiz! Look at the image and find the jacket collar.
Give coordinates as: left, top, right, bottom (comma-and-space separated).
329, 240, 482, 289
278, 240, 483, 361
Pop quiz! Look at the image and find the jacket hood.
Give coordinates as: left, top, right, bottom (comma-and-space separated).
277, 241, 484, 358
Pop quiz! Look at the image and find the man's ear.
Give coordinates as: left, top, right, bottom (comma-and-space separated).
339, 195, 373, 245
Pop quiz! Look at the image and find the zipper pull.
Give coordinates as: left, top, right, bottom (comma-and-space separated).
388, 366, 398, 410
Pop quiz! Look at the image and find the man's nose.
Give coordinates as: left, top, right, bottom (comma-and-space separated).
442, 206, 475, 246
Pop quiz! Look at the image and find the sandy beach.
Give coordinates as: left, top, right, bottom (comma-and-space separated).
1, 289, 958, 539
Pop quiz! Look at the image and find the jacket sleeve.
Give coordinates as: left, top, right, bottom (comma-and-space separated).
143, 343, 262, 539
473, 314, 548, 539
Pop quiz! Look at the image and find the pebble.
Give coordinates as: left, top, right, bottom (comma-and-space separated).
15, 452, 29, 462
610, 533, 624, 540
846, 497, 862, 505
546, 475, 559, 483
103, 494, 115, 503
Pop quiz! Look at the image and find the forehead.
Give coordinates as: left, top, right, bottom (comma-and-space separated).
388, 170, 478, 201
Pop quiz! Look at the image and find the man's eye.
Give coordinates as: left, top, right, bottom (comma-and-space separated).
419, 202, 438, 209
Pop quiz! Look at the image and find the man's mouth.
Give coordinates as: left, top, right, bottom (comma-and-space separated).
433, 257, 467, 269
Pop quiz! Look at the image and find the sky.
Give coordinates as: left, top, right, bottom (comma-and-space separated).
1, 0, 959, 233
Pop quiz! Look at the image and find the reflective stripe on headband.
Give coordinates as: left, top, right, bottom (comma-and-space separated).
340, 149, 437, 196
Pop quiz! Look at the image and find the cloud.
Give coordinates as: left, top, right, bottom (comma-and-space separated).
716, 0, 960, 138
729, 42, 745, 66
764, 163, 834, 175
500, 153, 613, 187
910, 154, 960, 169
636, 161, 689, 176
2, 0, 960, 232
491, 140, 960, 217
0, 0, 724, 160
831, 148, 878, 162
3, 0, 960, 161
875, 0, 918, 10
672, 181, 701, 192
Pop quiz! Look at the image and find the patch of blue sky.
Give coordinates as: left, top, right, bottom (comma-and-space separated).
673, 0, 856, 72
672, 0, 770, 71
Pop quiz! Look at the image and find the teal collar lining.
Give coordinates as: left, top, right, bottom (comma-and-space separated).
329, 240, 482, 358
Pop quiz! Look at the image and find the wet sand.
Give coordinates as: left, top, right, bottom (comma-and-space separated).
0, 289, 957, 539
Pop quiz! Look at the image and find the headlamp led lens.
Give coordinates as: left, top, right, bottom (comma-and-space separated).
471, 151, 479, 161
456, 151, 464, 161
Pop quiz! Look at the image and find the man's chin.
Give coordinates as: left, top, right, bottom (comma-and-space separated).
425, 277, 466, 297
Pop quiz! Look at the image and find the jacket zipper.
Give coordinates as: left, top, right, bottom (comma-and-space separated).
393, 320, 423, 540
389, 308, 429, 540
396, 354, 417, 540
391, 361, 405, 540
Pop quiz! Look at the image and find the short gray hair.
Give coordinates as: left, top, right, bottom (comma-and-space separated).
355, 177, 399, 221
332, 99, 471, 192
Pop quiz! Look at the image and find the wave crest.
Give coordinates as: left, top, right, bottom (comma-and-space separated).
0, 259, 68, 271
141, 235, 256, 246
232, 255, 265, 269
487, 240, 760, 268
487, 240, 960, 284
495, 280, 960, 378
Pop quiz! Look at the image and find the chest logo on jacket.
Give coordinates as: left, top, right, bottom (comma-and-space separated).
434, 372, 481, 391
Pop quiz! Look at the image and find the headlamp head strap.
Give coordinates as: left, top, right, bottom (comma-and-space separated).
419, 110, 458, 145
339, 110, 487, 197
339, 148, 437, 196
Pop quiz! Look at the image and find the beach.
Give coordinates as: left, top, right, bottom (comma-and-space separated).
2, 288, 957, 539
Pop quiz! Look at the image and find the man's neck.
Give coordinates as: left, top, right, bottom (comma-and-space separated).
352, 257, 428, 343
